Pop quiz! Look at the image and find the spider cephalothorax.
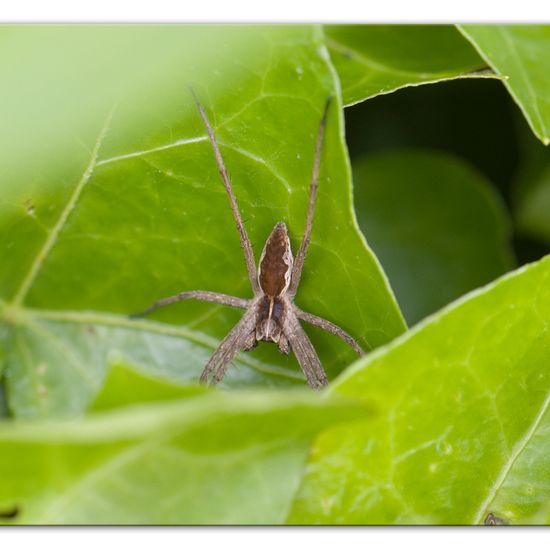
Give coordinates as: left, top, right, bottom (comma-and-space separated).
134, 92, 364, 389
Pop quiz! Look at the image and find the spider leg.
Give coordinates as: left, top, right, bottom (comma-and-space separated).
284, 311, 328, 390
190, 89, 260, 294
288, 97, 331, 298
200, 307, 257, 385
131, 290, 249, 318
242, 329, 258, 352
294, 307, 365, 356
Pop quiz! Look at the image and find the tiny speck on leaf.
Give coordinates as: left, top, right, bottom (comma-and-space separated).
24, 199, 35, 215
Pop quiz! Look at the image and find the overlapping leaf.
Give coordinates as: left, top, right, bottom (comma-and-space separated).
459, 25, 550, 144
0, 387, 371, 525
324, 25, 494, 106
289, 255, 550, 524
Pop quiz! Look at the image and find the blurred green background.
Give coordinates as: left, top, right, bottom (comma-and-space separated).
347, 77, 550, 323
346, 78, 550, 264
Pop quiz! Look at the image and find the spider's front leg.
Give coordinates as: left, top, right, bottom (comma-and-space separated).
131, 290, 250, 318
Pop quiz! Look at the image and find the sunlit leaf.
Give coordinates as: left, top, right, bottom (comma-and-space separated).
289, 255, 550, 524
91, 364, 207, 411
0, 388, 370, 525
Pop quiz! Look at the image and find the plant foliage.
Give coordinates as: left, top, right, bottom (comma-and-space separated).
1, 24, 549, 525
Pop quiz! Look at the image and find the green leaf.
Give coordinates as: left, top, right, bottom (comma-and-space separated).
90, 364, 207, 412
353, 150, 515, 325
459, 25, 550, 145
0, 388, 370, 525
288, 255, 550, 524
0, 26, 406, 418
0, 384, 7, 419
325, 25, 494, 106
1, 309, 304, 419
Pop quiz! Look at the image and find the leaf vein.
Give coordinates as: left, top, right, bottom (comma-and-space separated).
472, 388, 550, 524
10, 107, 116, 307
28, 307, 302, 381
96, 135, 208, 167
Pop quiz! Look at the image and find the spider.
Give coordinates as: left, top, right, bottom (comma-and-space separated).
134, 92, 364, 389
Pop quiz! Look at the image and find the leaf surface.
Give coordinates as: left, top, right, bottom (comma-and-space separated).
325, 25, 494, 106
459, 25, 550, 144
288, 255, 550, 524
0, 388, 370, 525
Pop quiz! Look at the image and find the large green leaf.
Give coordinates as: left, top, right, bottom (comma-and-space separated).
324, 25, 494, 106
288, 255, 550, 524
0, 387, 370, 525
0, 26, 405, 418
459, 25, 550, 145
353, 150, 515, 325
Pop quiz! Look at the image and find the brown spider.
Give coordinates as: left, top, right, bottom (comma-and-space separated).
134, 92, 364, 389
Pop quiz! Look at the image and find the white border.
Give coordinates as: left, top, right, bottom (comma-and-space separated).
0, 526, 542, 550
1, 5, 548, 546
1, 0, 550, 23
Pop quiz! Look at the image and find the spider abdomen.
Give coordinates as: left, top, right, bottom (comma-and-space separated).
258, 222, 293, 297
